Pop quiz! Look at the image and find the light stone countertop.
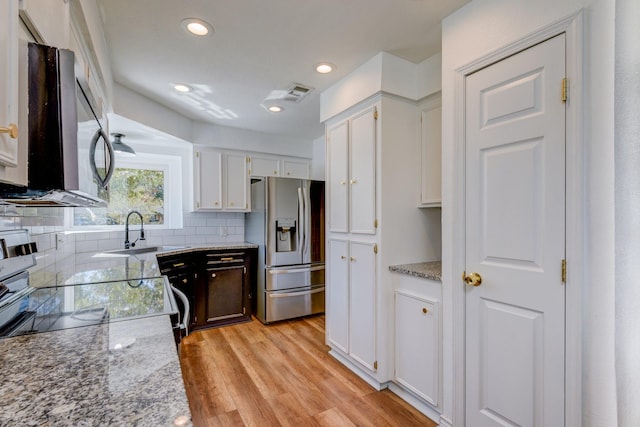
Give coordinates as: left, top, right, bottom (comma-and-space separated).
389, 261, 442, 282
30, 243, 258, 288
0, 316, 192, 426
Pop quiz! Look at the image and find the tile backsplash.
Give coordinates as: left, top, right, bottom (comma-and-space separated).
0, 207, 245, 285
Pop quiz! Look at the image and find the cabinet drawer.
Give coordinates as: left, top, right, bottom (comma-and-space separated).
205, 251, 246, 267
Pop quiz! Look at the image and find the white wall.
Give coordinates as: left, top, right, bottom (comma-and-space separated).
614, 0, 640, 425
311, 135, 325, 181
441, 0, 615, 425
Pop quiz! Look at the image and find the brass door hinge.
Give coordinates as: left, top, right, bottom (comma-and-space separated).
373, 109, 378, 120
373, 361, 378, 370
562, 78, 568, 103
373, 244, 378, 254
196, 151, 200, 158
374, 219, 378, 228
244, 266, 247, 274
561, 259, 567, 283
196, 202, 200, 208
246, 156, 250, 163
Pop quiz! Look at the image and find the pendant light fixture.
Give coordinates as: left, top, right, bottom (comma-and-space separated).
111, 133, 136, 157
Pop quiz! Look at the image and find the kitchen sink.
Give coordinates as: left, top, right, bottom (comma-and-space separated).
104, 245, 188, 255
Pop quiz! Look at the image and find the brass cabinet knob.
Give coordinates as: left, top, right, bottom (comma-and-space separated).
182, 278, 188, 284
422, 308, 428, 314
350, 179, 357, 184
340, 255, 346, 260
463, 272, 482, 287
350, 256, 356, 262
211, 273, 217, 278
0, 123, 18, 139
340, 180, 346, 185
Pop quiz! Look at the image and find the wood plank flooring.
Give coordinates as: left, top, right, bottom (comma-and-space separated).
179, 315, 437, 427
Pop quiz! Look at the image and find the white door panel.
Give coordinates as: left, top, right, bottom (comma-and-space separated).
349, 107, 376, 234
327, 122, 349, 233
465, 34, 566, 427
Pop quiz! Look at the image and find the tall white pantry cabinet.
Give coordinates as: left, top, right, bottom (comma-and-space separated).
325, 93, 435, 385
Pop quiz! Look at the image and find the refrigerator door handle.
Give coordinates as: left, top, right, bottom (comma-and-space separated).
268, 265, 325, 275
302, 184, 310, 263
297, 186, 305, 260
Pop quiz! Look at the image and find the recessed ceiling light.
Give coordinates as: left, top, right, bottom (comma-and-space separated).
174, 84, 192, 93
181, 18, 213, 37
315, 62, 335, 74
267, 105, 283, 113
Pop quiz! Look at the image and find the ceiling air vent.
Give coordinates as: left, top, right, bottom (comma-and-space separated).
285, 83, 313, 103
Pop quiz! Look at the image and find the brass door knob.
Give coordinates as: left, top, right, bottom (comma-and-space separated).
463, 272, 482, 287
0, 123, 18, 139
422, 308, 428, 314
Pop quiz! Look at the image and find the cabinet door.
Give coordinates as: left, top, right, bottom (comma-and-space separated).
250, 155, 280, 177
349, 240, 376, 371
326, 121, 349, 233
204, 266, 246, 323
224, 153, 249, 210
194, 149, 222, 210
349, 107, 376, 234
420, 105, 442, 207
0, 0, 20, 176
395, 291, 440, 406
327, 238, 349, 353
282, 159, 309, 179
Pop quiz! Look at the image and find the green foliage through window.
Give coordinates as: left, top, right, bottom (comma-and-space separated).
74, 168, 165, 226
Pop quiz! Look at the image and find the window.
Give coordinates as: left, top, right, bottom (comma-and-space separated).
70, 153, 183, 229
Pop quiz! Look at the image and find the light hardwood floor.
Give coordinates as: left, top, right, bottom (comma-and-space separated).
180, 315, 437, 427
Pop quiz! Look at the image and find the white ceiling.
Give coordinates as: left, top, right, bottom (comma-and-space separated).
97, 0, 469, 142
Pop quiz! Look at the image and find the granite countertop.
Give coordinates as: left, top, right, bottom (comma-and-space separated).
389, 261, 442, 282
31, 243, 259, 288
0, 316, 192, 426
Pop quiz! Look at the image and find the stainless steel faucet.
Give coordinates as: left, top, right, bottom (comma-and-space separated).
124, 210, 146, 249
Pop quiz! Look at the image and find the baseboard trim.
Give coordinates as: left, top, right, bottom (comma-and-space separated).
328, 350, 385, 391
387, 382, 442, 424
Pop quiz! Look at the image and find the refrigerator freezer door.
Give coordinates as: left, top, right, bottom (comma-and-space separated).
265, 264, 325, 292
265, 286, 325, 323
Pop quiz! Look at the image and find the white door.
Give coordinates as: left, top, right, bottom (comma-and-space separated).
327, 238, 349, 353
194, 150, 222, 210
326, 121, 349, 233
224, 153, 248, 210
464, 34, 566, 426
349, 107, 376, 235
349, 240, 376, 371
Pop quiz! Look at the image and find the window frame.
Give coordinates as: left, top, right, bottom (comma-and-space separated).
66, 152, 183, 231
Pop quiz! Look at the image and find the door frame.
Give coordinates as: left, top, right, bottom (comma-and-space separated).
448, 11, 584, 427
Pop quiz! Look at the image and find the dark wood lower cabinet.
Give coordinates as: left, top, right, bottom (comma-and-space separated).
158, 247, 256, 332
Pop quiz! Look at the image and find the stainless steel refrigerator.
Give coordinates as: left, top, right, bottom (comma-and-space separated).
245, 177, 325, 324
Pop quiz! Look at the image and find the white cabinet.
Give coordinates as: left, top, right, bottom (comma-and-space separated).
0, 0, 20, 182
392, 271, 442, 413
194, 148, 249, 212
249, 154, 310, 179
249, 155, 280, 177
326, 105, 376, 235
327, 238, 377, 372
194, 149, 222, 210
395, 290, 440, 406
223, 152, 249, 210
282, 159, 309, 179
419, 96, 442, 207
326, 94, 438, 386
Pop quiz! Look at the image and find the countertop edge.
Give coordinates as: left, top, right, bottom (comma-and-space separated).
389, 261, 442, 282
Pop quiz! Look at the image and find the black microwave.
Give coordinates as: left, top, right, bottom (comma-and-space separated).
0, 42, 115, 206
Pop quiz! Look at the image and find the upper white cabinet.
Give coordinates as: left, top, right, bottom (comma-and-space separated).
0, 0, 21, 182
419, 96, 442, 207
249, 154, 310, 179
224, 152, 249, 211
193, 148, 249, 212
194, 149, 222, 210
326, 106, 376, 235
